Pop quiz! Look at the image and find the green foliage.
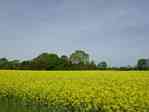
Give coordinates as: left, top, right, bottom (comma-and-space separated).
32, 53, 60, 70
0, 71, 149, 112
8, 60, 20, 69
0, 58, 9, 69
70, 50, 89, 64
97, 61, 107, 69
0, 50, 149, 70
137, 59, 149, 70
20, 60, 32, 70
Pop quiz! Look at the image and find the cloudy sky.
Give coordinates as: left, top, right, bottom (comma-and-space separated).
0, 0, 149, 66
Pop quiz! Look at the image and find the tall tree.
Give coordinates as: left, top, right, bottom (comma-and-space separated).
61, 55, 69, 62
70, 50, 89, 64
32, 53, 60, 70
59, 55, 70, 70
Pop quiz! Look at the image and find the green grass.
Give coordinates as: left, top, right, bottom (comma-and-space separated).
0, 70, 149, 112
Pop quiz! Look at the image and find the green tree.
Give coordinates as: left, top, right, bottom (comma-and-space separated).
97, 61, 107, 69
8, 60, 20, 69
58, 55, 70, 70
137, 59, 149, 70
32, 53, 60, 70
70, 50, 89, 64
0, 58, 9, 69
61, 55, 69, 62
21, 60, 32, 70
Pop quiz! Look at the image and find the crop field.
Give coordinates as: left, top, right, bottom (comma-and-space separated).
0, 71, 149, 112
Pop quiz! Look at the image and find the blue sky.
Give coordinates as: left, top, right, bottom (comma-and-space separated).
0, 0, 149, 66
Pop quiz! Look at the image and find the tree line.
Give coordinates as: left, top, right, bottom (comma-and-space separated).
0, 50, 148, 70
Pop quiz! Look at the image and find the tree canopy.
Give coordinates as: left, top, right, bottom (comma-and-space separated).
70, 50, 89, 64
0, 50, 148, 70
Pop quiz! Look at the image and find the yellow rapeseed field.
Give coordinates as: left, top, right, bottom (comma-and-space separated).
0, 70, 149, 112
